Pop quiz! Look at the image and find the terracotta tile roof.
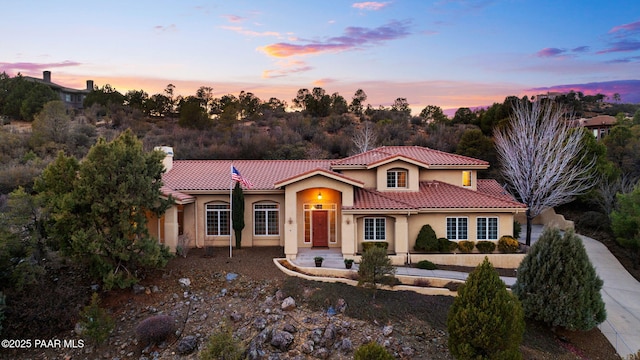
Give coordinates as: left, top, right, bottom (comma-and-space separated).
160, 186, 195, 203
274, 167, 364, 188
348, 180, 526, 211
331, 146, 489, 167
163, 160, 333, 191
579, 115, 617, 128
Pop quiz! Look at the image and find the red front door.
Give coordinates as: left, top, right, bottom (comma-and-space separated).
312, 210, 328, 247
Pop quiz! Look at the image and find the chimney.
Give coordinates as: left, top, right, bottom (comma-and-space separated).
86, 80, 94, 91
155, 146, 174, 172
43, 71, 51, 83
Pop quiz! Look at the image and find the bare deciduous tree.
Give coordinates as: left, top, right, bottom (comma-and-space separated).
495, 99, 596, 245
595, 173, 637, 216
352, 120, 377, 154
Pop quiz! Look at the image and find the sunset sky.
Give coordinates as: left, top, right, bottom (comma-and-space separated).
2, 0, 639, 114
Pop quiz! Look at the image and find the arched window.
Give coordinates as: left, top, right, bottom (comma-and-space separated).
254, 202, 279, 236
206, 202, 230, 236
386, 168, 407, 188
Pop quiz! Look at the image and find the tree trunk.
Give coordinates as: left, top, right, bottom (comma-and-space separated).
526, 209, 533, 247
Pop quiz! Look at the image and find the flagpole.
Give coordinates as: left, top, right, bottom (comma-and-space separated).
229, 164, 233, 258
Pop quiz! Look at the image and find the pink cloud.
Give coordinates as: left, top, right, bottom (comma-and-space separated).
352, 2, 391, 11
536, 47, 566, 57
0, 61, 82, 76
222, 14, 246, 23
609, 20, 640, 35
260, 20, 410, 58
262, 61, 314, 78
313, 78, 337, 87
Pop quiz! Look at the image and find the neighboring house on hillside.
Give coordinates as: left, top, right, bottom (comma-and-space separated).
24, 71, 93, 109
149, 146, 527, 264
578, 115, 617, 140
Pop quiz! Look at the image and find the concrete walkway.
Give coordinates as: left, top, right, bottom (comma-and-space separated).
579, 233, 640, 358
290, 225, 640, 358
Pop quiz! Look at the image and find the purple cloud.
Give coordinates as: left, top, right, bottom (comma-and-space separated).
609, 20, 640, 35
572, 46, 590, 53
527, 80, 640, 104
0, 61, 81, 75
605, 55, 640, 64
597, 39, 640, 54
536, 47, 566, 57
260, 20, 411, 58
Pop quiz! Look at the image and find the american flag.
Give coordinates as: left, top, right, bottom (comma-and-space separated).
231, 166, 253, 189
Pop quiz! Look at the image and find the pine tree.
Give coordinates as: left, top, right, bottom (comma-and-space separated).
512, 228, 606, 331
37, 129, 173, 289
447, 257, 524, 359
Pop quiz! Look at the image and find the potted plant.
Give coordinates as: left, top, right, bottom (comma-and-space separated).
344, 258, 354, 269
314, 256, 324, 267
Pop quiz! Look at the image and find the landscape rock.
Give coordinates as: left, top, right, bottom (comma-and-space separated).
176, 335, 198, 355
383, 324, 394, 336
132, 284, 146, 294
225, 272, 238, 282
178, 278, 191, 288
283, 323, 297, 333
270, 330, 295, 351
281, 296, 296, 311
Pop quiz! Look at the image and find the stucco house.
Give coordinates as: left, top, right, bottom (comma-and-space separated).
149, 146, 527, 264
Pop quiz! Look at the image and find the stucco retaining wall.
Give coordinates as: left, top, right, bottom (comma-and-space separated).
274, 259, 459, 296
409, 253, 526, 268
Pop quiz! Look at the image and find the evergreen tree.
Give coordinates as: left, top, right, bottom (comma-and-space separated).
232, 182, 245, 249
37, 129, 173, 289
447, 257, 524, 359
611, 185, 640, 266
512, 228, 606, 331
357, 246, 396, 299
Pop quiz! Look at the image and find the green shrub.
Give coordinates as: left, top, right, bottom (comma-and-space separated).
416, 260, 437, 270
362, 241, 388, 252
476, 241, 496, 254
414, 224, 439, 252
448, 257, 524, 359
498, 235, 519, 253
512, 228, 606, 331
437, 237, 458, 253
200, 326, 244, 360
354, 342, 394, 360
79, 293, 115, 344
458, 240, 475, 253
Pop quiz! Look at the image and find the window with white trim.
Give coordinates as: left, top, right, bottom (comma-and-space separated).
447, 217, 468, 240
387, 169, 407, 188
254, 202, 279, 236
364, 217, 386, 241
206, 202, 230, 236
477, 217, 498, 240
